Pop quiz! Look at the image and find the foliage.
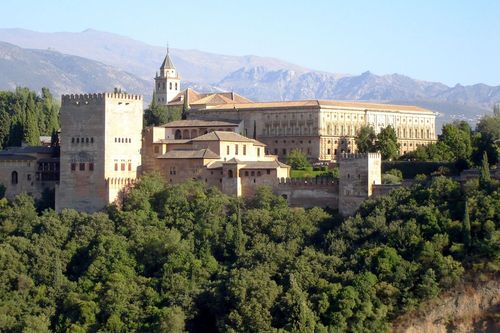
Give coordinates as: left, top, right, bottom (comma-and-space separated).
287, 149, 311, 170
355, 126, 377, 153
383, 161, 458, 179
143, 91, 182, 126
383, 169, 403, 184
376, 126, 400, 160
0, 184, 5, 199
0, 173, 498, 332
0, 87, 59, 148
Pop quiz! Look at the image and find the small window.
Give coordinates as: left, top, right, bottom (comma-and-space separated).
91, 137, 94, 143
251, 171, 255, 176
27, 174, 31, 181
71, 138, 75, 143
227, 145, 230, 155
86, 138, 89, 143
257, 148, 260, 157
89, 163, 94, 171
267, 169, 271, 175
169, 82, 172, 90
76, 138, 80, 143
257, 171, 261, 176
235, 145, 239, 155
243, 145, 246, 155
11, 171, 18, 185
114, 163, 118, 171
71, 163, 76, 171
228, 170, 233, 178
245, 171, 249, 176
327, 148, 331, 155
154, 146, 159, 154
282, 148, 286, 155
128, 163, 132, 171
79, 163, 85, 171
121, 163, 125, 171
175, 83, 178, 90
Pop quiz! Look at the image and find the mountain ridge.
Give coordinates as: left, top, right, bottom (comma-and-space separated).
0, 28, 499, 125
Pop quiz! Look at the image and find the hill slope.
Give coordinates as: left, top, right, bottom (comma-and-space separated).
0, 41, 149, 96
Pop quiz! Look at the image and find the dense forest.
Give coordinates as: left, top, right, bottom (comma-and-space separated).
0, 87, 59, 148
0, 170, 498, 332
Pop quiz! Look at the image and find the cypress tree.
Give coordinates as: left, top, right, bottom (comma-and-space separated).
23, 94, 40, 145
480, 151, 491, 188
462, 200, 471, 250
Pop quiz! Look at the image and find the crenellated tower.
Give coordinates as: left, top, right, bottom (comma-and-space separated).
154, 46, 180, 105
55, 93, 143, 212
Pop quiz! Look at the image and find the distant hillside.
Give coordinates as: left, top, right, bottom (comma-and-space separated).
0, 41, 149, 96
0, 28, 499, 125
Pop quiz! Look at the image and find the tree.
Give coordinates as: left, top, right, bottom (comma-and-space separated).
439, 122, 472, 161
376, 126, 400, 160
479, 151, 491, 188
287, 149, 311, 170
23, 94, 40, 145
355, 126, 376, 153
462, 200, 471, 249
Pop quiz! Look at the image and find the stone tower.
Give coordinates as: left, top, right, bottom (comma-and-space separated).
154, 47, 180, 105
338, 152, 381, 216
55, 93, 143, 213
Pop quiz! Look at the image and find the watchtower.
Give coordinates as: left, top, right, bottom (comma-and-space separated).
55, 93, 143, 212
338, 152, 381, 215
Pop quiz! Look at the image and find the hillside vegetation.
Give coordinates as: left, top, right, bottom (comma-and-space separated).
0, 171, 498, 332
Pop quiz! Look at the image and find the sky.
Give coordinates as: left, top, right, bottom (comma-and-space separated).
1, 0, 499, 86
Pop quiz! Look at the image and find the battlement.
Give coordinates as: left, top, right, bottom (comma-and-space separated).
338, 152, 381, 160
62, 93, 143, 103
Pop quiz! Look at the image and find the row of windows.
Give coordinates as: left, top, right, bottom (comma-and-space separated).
226, 144, 260, 156
240, 169, 271, 177
71, 163, 94, 171
115, 137, 132, 143
71, 137, 94, 144
114, 160, 132, 171
157, 82, 178, 90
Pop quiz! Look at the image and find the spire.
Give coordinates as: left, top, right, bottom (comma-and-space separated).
160, 44, 175, 69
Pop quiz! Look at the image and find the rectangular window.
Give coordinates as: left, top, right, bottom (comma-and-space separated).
89, 163, 94, 171
243, 145, 246, 155
267, 169, 271, 175
257, 148, 260, 157
227, 145, 230, 155
79, 163, 85, 171
128, 163, 132, 171
154, 146, 159, 154
114, 162, 118, 171
71, 163, 76, 171
121, 163, 125, 171
235, 144, 239, 155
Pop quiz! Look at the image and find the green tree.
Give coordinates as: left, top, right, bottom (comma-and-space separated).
376, 126, 400, 160
287, 149, 311, 170
23, 94, 40, 145
439, 122, 472, 161
479, 151, 491, 188
355, 126, 376, 153
462, 200, 471, 249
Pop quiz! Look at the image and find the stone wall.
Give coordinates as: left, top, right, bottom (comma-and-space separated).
274, 177, 339, 209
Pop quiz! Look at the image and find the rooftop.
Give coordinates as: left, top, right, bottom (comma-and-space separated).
191, 131, 265, 145
157, 148, 220, 159
160, 119, 240, 128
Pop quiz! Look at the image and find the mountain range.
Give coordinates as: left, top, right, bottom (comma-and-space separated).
0, 28, 499, 127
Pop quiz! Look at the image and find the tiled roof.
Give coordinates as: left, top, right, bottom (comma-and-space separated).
2, 146, 56, 154
160, 51, 175, 69
0, 154, 37, 161
168, 88, 252, 106
195, 100, 433, 114
157, 148, 220, 159
160, 119, 240, 128
191, 131, 265, 145
239, 160, 290, 169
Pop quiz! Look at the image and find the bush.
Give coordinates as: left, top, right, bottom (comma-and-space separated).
383, 161, 458, 179
286, 149, 311, 170
0, 183, 5, 199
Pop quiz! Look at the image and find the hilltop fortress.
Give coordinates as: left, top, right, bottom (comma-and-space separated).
0, 50, 437, 215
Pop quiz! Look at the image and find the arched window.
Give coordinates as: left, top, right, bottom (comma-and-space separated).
182, 129, 190, 139
228, 170, 233, 178
190, 129, 198, 138
175, 83, 178, 90
169, 82, 172, 90
175, 129, 182, 139
11, 171, 18, 185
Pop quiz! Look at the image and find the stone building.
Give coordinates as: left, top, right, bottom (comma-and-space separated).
152, 50, 437, 162
55, 93, 143, 213
0, 146, 59, 200
143, 124, 290, 197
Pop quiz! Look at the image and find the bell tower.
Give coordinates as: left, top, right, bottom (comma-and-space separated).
154, 46, 180, 105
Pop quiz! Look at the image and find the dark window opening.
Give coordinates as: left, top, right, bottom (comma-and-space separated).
11, 171, 18, 185
79, 163, 85, 171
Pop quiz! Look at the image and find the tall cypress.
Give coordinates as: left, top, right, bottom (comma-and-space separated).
23, 94, 40, 145
480, 151, 491, 188
462, 200, 471, 250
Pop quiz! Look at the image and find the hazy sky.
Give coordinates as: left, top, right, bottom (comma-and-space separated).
2, 0, 499, 86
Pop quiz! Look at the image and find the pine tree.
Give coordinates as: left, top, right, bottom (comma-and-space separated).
462, 200, 471, 250
479, 151, 491, 188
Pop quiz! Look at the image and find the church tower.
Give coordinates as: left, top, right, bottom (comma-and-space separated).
155, 47, 180, 105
